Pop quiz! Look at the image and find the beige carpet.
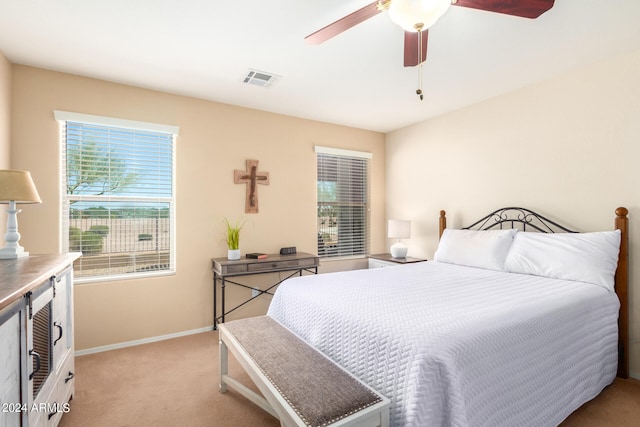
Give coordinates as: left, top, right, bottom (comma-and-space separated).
59, 331, 640, 427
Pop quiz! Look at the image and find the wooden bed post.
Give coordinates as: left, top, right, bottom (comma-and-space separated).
615, 207, 629, 379
439, 210, 446, 239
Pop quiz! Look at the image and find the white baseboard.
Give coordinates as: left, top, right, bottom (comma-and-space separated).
75, 325, 214, 356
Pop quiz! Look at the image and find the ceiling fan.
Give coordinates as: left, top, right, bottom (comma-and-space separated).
306, 0, 555, 98
306, 0, 555, 66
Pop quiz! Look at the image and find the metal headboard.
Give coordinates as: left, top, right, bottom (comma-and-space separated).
462, 207, 578, 233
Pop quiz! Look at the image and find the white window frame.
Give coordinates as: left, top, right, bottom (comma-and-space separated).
55, 110, 179, 283
315, 145, 371, 259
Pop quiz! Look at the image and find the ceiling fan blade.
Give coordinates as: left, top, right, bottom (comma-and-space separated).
404, 30, 429, 67
452, 0, 555, 19
305, 1, 383, 45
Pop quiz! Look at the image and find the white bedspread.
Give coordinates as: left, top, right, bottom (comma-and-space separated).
267, 261, 619, 427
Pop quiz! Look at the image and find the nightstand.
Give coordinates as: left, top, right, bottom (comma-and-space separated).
368, 253, 427, 269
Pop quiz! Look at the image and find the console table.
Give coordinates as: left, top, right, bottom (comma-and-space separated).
211, 252, 319, 329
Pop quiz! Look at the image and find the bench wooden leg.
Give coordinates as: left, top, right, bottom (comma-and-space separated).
219, 338, 228, 393
219, 327, 285, 421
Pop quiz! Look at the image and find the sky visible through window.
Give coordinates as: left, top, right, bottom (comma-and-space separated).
66, 121, 173, 211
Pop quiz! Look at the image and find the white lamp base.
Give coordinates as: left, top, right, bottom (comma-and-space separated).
0, 247, 29, 259
1, 202, 30, 259
390, 242, 408, 259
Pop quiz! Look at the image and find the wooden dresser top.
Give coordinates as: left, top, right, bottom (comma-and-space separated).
0, 253, 81, 311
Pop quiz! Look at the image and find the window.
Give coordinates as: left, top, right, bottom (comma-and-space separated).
55, 111, 178, 282
315, 146, 371, 258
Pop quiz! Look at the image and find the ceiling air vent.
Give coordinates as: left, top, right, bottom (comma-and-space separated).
242, 69, 281, 88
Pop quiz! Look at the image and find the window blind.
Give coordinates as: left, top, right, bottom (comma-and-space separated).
57, 111, 177, 282
316, 147, 370, 258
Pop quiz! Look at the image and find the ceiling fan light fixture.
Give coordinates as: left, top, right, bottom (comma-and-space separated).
388, 0, 452, 32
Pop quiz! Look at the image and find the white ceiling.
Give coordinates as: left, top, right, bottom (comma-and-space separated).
1, 0, 640, 133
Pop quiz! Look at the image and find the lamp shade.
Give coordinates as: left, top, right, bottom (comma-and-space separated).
0, 170, 42, 204
388, 0, 451, 32
388, 219, 411, 239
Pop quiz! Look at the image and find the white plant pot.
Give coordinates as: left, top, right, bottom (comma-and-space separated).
227, 249, 241, 260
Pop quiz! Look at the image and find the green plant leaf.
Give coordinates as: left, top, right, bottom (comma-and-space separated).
224, 217, 246, 250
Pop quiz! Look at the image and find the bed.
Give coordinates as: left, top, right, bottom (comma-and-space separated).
266, 207, 629, 427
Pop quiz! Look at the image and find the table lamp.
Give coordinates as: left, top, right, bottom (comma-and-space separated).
388, 219, 411, 259
0, 170, 42, 259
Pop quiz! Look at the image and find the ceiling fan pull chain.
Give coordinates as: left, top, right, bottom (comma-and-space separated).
417, 63, 423, 101
415, 25, 424, 101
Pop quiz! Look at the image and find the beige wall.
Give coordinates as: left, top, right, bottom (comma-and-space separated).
0, 51, 10, 230
10, 65, 386, 350
385, 48, 640, 377
0, 51, 9, 167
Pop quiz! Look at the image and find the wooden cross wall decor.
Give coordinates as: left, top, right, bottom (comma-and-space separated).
234, 159, 270, 214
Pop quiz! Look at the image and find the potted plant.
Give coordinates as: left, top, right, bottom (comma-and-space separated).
225, 217, 245, 260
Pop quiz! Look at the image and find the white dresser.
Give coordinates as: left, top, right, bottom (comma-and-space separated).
0, 253, 80, 427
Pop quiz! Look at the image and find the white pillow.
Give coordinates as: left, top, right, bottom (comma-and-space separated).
434, 228, 517, 271
503, 230, 621, 291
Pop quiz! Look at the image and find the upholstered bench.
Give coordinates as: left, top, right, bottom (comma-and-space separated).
218, 315, 390, 427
